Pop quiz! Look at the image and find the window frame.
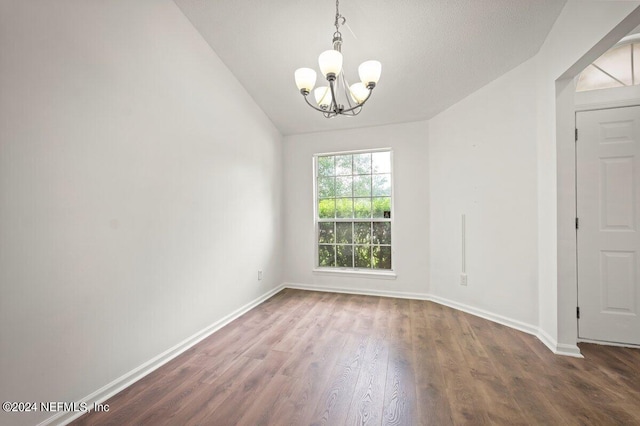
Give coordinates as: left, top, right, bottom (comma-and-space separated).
312, 148, 396, 278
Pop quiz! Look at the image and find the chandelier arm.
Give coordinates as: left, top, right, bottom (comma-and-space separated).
302, 93, 332, 113
338, 88, 374, 114
340, 72, 356, 111
328, 79, 340, 113
340, 106, 362, 117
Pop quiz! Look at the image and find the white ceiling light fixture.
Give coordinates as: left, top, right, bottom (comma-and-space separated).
294, 0, 381, 118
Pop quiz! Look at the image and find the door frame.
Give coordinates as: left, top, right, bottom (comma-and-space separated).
553, 7, 640, 357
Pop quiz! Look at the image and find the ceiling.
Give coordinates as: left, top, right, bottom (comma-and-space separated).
173, 0, 567, 135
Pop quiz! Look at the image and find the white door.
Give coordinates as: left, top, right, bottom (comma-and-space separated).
577, 106, 640, 346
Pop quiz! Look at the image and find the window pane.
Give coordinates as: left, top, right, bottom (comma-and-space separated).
335, 155, 353, 175
336, 198, 353, 218
336, 222, 353, 244
577, 43, 635, 92
318, 156, 335, 176
319, 222, 335, 244
336, 244, 353, 267
355, 245, 371, 268
594, 44, 632, 86
576, 64, 623, 92
353, 153, 372, 175
372, 151, 390, 173
372, 245, 391, 269
354, 222, 371, 244
318, 199, 335, 218
373, 222, 391, 245
318, 177, 335, 198
372, 197, 391, 218
336, 176, 353, 197
372, 174, 391, 196
353, 175, 371, 197
319, 245, 335, 267
354, 198, 372, 218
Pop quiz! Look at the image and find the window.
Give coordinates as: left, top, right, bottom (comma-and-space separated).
577, 38, 640, 92
314, 149, 392, 271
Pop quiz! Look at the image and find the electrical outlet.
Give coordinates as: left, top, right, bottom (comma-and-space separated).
258, 270, 263, 281
460, 273, 467, 286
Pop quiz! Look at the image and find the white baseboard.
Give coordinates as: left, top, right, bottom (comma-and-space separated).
283, 282, 430, 301
40, 284, 285, 426
285, 282, 537, 335
578, 338, 640, 350
555, 343, 584, 358
283, 282, 584, 359
427, 294, 539, 336
537, 329, 583, 358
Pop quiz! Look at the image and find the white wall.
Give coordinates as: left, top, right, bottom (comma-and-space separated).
0, 1, 282, 425
283, 121, 429, 296
428, 57, 539, 328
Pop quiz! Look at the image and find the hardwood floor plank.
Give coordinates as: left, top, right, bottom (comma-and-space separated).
382, 345, 416, 426
272, 292, 338, 353
235, 373, 295, 425
448, 310, 527, 425
71, 289, 640, 426
466, 315, 569, 425
345, 337, 389, 426
154, 355, 261, 426
433, 304, 491, 424
388, 298, 412, 345
243, 294, 319, 360
309, 333, 368, 425
279, 297, 346, 379
269, 331, 349, 425
134, 357, 250, 425
410, 301, 453, 426
191, 350, 290, 425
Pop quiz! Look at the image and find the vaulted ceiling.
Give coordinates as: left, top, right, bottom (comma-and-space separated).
173, 0, 567, 135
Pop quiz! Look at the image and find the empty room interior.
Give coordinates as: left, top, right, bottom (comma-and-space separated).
3, 0, 640, 425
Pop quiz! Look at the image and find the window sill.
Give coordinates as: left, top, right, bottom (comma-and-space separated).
312, 268, 397, 280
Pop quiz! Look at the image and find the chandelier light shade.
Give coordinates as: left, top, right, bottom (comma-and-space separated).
349, 82, 369, 104
358, 60, 382, 86
294, 0, 381, 118
318, 50, 343, 78
294, 68, 317, 92
314, 87, 333, 108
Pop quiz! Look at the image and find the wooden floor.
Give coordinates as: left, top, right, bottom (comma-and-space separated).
72, 289, 640, 425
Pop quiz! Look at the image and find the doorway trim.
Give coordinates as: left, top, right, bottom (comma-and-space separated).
555, 8, 640, 354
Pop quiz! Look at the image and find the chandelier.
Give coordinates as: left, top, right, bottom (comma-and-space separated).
294, 0, 381, 118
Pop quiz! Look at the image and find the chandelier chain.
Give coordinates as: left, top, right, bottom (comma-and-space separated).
334, 0, 346, 37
